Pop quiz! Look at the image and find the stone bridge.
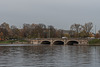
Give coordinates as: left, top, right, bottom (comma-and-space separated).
30, 38, 88, 45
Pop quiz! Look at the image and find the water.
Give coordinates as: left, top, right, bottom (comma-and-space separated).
0, 44, 100, 67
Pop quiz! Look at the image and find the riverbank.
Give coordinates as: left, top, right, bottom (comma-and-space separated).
0, 40, 29, 44
88, 39, 100, 45
0, 39, 100, 46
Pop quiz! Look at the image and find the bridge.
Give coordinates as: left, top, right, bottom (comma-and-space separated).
30, 38, 88, 45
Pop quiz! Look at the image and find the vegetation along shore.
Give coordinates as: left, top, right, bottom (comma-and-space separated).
0, 22, 100, 45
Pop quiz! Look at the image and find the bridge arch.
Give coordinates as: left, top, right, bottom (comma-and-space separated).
67, 41, 79, 45
53, 41, 64, 45
41, 41, 51, 45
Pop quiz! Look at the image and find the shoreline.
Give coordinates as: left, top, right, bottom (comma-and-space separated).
0, 39, 100, 46
0, 43, 100, 46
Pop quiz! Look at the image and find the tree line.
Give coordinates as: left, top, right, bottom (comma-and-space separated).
0, 22, 64, 40
70, 22, 93, 38
0, 22, 95, 40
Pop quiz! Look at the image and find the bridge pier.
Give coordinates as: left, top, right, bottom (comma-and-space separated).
64, 40, 67, 45
50, 40, 53, 46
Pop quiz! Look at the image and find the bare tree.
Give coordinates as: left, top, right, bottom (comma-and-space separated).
70, 24, 82, 34
48, 25, 56, 38
82, 22, 93, 33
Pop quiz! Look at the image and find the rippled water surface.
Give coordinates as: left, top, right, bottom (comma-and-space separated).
0, 44, 100, 67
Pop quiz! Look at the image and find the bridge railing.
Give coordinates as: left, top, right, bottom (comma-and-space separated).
30, 38, 88, 41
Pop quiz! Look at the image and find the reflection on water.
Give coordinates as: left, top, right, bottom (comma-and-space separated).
0, 44, 100, 67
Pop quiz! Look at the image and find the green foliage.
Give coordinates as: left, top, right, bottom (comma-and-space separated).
0, 40, 15, 44
64, 33, 70, 38
79, 30, 88, 38
0, 40, 28, 44
89, 39, 100, 44
18, 40, 28, 42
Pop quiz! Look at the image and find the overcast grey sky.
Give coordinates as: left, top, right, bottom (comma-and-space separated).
0, 0, 100, 31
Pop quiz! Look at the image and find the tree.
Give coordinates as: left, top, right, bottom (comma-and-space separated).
82, 22, 93, 33
70, 24, 81, 33
48, 25, 57, 38
79, 30, 88, 37
0, 22, 11, 38
98, 30, 100, 34
0, 32, 3, 40
95, 33, 100, 38
22, 23, 31, 38
11, 25, 20, 39
82, 22, 93, 37
0, 27, 9, 39
70, 24, 82, 37
64, 33, 70, 38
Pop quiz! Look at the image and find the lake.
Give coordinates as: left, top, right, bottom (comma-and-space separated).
0, 44, 100, 67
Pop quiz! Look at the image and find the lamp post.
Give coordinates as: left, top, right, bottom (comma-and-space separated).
49, 28, 50, 38
95, 25, 96, 35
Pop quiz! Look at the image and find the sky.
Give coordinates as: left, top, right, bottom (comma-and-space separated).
0, 0, 100, 32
